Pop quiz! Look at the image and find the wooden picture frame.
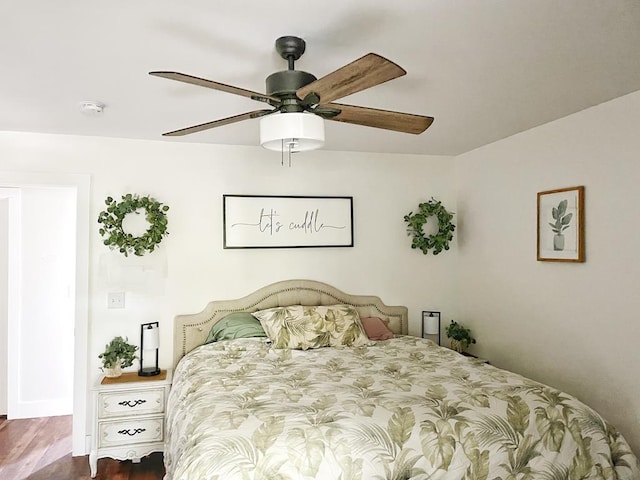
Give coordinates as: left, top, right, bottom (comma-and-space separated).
537, 186, 585, 262
223, 195, 354, 249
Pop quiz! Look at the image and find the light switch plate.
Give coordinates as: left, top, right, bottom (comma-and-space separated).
107, 292, 125, 309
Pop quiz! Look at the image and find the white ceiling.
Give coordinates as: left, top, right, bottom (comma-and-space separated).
2, 0, 640, 156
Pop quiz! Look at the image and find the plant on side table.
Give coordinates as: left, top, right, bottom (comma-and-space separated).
445, 320, 476, 353
98, 336, 138, 378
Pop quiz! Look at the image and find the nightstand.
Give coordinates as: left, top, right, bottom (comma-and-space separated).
89, 369, 172, 478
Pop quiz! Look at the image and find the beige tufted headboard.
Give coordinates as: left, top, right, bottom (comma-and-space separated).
173, 279, 408, 368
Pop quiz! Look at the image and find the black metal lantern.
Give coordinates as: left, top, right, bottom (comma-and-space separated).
138, 322, 160, 376
422, 311, 441, 345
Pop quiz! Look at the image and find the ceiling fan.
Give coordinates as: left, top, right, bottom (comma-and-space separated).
149, 36, 434, 140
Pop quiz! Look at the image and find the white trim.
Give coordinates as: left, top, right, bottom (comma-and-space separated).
73, 175, 90, 456
6, 190, 20, 421
0, 171, 90, 456
0, 188, 20, 417
0, 198, 5, 416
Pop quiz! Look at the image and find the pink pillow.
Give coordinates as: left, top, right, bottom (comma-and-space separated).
361, 317, 394, 340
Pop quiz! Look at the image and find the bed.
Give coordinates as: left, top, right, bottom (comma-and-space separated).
165, 279, 639, 479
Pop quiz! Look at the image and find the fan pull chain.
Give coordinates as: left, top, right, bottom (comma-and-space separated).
280, 139, 293, 167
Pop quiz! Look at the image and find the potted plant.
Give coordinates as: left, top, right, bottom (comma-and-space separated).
445, 320, 476, 353
98, 336, 138, 378
549, 199, 572, 251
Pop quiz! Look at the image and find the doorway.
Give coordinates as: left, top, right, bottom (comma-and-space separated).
0, 171, 90, 455
2, 186, 76, 418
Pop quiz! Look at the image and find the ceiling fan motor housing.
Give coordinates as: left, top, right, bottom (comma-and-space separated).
266, 70, 317, 98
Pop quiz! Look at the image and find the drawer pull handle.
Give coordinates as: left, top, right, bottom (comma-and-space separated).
117, 428, 146, 436
118, 399, 147, 408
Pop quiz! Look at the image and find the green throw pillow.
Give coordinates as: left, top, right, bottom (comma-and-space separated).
205, 312, 267, 344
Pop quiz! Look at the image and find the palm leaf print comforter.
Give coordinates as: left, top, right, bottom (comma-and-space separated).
164, 336, 639, 479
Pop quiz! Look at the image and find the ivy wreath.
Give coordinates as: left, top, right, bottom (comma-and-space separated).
98, 194, 169, 257
403, 198, 455, 255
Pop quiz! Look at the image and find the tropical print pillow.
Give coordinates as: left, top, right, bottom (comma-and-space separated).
253, 304, 371, 350
320, 305, 372, 347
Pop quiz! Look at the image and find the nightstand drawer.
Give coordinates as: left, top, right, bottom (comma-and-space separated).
97, 388, 165, 419
98, 416, 164, 448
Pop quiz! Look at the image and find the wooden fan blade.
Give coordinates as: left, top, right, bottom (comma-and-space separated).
296, 53, 406, 104
149, 71, 280, 105
323, 103, 434, 134
162, 109, 275, 137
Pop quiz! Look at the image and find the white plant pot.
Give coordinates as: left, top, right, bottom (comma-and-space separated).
104, 363, 122, 378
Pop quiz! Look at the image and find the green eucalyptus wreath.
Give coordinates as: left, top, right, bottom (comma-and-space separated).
98, 194, 170, 257
404, 198, 455, 255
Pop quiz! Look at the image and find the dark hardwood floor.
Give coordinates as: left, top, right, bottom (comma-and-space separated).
0, 415, 164, 480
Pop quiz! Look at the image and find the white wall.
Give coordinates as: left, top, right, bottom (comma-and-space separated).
0, 132, 459, 450
456, 90, 640, 454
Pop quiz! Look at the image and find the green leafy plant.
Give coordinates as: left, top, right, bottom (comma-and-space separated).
445, 320, 476, 352
549, 199, 572, 235
97, 194, 170, 257
98, 336, 138, 370
403, 198, 455, 255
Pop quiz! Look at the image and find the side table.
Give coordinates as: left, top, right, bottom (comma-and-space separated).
89, 369, 172, 478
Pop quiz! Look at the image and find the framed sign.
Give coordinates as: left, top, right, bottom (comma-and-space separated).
223, 195, 354, 249
537, 186, 585, 262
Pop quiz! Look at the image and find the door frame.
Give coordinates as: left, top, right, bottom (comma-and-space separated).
0, 189, 20, 416
0, 171, 90, 455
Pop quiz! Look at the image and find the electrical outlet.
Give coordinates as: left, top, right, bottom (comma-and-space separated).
107, 292, 125, 309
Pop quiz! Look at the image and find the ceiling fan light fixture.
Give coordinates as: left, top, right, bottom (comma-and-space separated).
260, 112, 324, 153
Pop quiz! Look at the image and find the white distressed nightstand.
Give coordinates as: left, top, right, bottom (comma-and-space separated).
89, 369, 172, 478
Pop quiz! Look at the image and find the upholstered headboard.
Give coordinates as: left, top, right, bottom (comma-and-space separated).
173, 279, 409, 368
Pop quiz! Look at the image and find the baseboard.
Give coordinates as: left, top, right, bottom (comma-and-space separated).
10, 398, 72, 419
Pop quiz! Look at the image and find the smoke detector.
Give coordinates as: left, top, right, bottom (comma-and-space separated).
79, 101, 105, 116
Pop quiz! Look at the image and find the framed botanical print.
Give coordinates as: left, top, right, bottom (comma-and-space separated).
537, 186, 585, 262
